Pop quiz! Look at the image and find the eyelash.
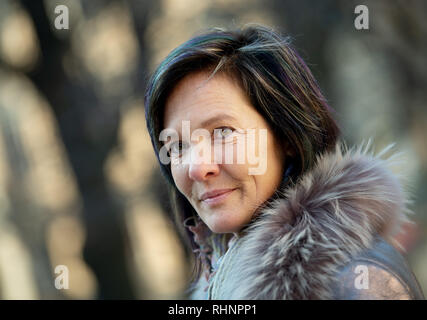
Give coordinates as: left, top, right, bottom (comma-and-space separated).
214, 126, 235, 139
168, 126, 236, 157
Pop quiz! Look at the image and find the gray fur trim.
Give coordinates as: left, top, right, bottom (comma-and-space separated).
226, 142, 411, 299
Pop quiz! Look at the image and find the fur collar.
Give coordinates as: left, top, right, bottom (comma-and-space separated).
189, 142, 411, 299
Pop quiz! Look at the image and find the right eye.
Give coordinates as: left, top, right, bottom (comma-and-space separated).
213, 127, 235, 140
169, 141, 188, 156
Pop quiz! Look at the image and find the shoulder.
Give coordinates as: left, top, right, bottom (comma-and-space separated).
332, 259, 411, 299
331, 237, 425, 300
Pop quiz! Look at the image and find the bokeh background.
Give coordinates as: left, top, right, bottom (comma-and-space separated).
0, 0, 426, 299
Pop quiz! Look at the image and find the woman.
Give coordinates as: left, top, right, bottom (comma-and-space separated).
144, 25, 424, 299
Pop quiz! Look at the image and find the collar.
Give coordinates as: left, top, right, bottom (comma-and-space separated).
187, 142, 411, 298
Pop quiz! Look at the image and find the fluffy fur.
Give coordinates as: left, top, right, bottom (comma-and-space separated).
207, 142, 412, 299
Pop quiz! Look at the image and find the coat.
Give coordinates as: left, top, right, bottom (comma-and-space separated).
187, 143, 425, 299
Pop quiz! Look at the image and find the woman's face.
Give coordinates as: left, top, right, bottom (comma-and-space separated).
163, 71, 287, 234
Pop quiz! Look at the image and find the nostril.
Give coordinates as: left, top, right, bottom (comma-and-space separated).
188, 163, 220, 181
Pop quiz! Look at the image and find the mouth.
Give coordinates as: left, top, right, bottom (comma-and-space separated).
200, 188, 236, 206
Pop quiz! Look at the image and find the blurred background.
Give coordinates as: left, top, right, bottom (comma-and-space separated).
0, 0, 426, 299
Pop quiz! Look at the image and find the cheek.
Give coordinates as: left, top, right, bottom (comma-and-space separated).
265, 135, 285, 187
171, 165, 190, 196
218, 135, 247, 166
219, 136, 264, 184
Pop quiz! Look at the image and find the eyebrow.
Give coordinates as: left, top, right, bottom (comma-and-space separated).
200, 114, 238, 128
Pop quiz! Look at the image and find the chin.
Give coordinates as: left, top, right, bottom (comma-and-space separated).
207, 219, 242, 234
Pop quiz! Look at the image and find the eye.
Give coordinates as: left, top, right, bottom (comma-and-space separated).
168, 141, 188, 157
213, 127, 235, 140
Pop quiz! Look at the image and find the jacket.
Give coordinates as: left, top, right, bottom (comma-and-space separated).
188, 142, 425, 299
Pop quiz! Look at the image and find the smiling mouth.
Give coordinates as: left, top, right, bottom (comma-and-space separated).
200, 188, 236, 206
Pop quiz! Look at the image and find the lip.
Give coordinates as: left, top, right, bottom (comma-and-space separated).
200, 188, 236, 205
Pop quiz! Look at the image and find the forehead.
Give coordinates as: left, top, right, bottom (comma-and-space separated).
163, 71, 252, 130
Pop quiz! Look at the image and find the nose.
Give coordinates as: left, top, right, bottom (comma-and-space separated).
188, 151, 220, 181
188, 161, 220, 181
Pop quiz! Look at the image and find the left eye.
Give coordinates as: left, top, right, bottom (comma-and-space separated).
213, 127, 234, 139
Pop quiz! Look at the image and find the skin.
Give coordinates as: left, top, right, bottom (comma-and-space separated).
163, 71, 290, 235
